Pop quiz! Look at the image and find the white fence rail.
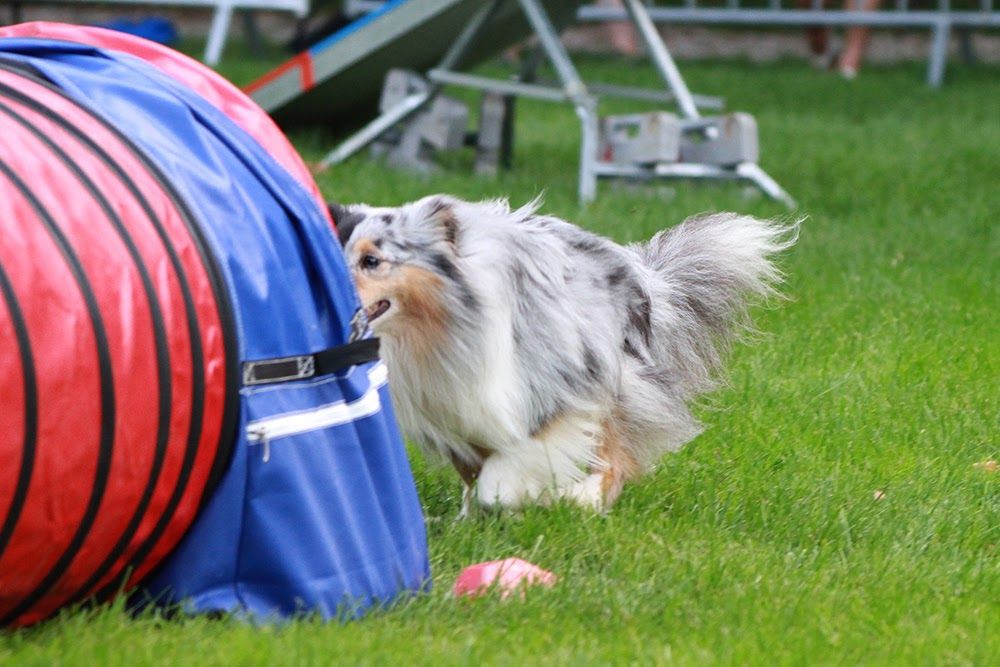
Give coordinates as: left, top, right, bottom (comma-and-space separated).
578, 1, 999, 86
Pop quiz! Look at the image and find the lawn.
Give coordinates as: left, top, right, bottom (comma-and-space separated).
2, 43, 997, 664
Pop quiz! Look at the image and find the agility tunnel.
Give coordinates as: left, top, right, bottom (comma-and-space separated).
0, 23, 428, 627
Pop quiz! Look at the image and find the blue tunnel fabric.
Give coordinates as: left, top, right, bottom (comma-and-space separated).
0, 39, 429, 619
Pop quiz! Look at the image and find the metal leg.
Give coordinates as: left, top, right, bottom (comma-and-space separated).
242, 10, 263, 58
577, 98, 600, 202
437, 0, 506, 72
515, 0, 590, 99
583, 82, 725, 110
957, 28, 977, 65
501, 45, 545, 170
204, 3, 234, 67
518, 42, 546, 82
621, 0, 700, 120
927, 19, 951, 87
317, 0, 504, 170
318, 92, 431, 169
735, 162, 797, 209
515, 0, 602, 201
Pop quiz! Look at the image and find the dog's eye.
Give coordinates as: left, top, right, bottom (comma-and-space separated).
360, 254, 381, 270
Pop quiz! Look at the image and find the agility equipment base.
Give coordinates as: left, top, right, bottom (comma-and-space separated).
308, 0, 794, 206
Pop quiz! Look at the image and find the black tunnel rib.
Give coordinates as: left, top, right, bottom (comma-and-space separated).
0, 60, 240, 603
0, 160, 116, 626
0, 95, 173, 607
0, 262, 38, 562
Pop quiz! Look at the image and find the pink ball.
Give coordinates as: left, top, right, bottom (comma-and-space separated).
452, 558, 557, 599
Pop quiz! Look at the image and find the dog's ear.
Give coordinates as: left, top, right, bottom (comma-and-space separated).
422, 196, 459, 249
328, 202, 366, 246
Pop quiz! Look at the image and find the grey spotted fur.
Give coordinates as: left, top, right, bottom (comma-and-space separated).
337, 195, 796, 509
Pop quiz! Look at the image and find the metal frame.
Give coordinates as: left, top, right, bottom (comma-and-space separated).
578, 2, 1000, 88
319, 0, 794, 206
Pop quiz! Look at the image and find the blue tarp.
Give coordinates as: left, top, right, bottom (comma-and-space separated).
0, 39, 429, 620
94, 17, 179, 46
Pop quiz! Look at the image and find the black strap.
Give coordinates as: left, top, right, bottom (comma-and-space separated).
242, 338, 381, 386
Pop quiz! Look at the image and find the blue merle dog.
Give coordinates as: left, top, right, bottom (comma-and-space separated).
333, 195, 796, 515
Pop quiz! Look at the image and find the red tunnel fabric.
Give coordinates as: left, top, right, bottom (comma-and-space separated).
0, 63, 231, 627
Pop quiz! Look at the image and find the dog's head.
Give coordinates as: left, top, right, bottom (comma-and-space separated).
331, 195, 467, 342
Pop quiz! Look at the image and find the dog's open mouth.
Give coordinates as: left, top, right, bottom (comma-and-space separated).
366, 299, 391, 322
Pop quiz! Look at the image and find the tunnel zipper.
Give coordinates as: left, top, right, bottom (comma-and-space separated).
246, 363, 388, 462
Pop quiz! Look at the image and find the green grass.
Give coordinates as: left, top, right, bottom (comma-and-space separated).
3, 48, 997, 664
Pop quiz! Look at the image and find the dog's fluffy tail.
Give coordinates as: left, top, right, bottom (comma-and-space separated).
632, 213, 798, 397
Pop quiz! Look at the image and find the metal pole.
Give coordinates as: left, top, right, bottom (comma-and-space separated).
735, 163, 797, 209
568, 81, 725, 109
437, 0, 506, 73
515, 0, 591, 100
577, 98, 600, 202
620, 0, 701, 120
502, 44, 545, 170
577, 7, 1000, 29
927, 18, 951, 87
514, 0, 600, 201
204, 2, 234, 66
428, 70, 570, 102
317, 93, 430, 169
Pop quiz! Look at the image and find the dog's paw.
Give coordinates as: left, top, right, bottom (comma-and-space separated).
476, 456, 544, 509
559, 473, 606, 512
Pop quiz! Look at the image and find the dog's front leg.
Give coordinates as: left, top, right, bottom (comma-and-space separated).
457, 482, 475, 521
448, 446, 488, 520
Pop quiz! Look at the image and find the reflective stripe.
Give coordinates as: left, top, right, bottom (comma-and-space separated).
246, 364, 389, 443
